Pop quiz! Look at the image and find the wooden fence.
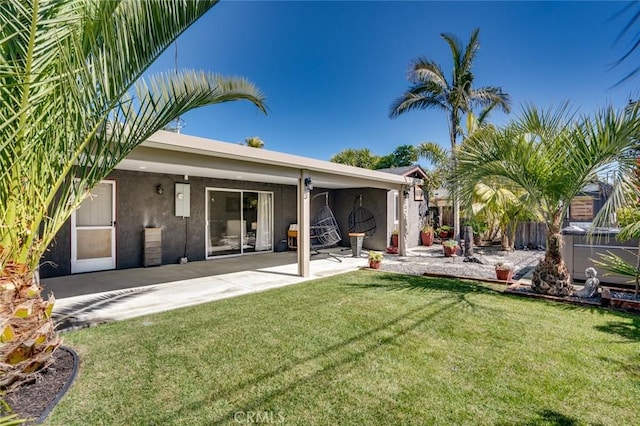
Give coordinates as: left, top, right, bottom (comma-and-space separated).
512, 222, 547, 249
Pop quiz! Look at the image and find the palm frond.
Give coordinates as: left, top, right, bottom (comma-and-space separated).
389, 91, 448, 118
594, 250, 640, 280
408, 58, 448, 88
416, 141, 449, 166
470, 86, 511, 114
440, 31, 464, 74
0, 0, 265, 267
610, 1, 640, 86
460, 28, 480, 74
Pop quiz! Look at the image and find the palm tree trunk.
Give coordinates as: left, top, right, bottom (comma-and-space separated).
531, 211, 573, 296
635, 239, 640, 299
501, 226, 510, 251
0, 262, 61, 389
450, 109, 461, 241
508, 221, 518, 251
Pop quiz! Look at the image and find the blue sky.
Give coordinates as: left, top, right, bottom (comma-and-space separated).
147, 1, 638, 164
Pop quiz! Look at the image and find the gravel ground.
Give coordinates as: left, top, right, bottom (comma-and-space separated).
378, 244, 546, 281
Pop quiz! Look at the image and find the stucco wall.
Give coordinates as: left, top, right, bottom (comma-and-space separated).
40, 169, 296, 278
334, 188, 389, 251
382, 187, 424, 250
406, 186, 424, 248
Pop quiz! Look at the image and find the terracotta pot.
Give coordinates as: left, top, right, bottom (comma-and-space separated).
439, 231, 448, 239
443, 245, 458, 257
420, 232, 434, 246
496, 269, 513, 281
391, 234, 398, 247
447, 229, 455, 238
369, 260, 381, 269
473, 234, 482, 246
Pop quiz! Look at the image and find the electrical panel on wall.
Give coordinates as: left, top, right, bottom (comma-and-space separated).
175, 183, 190, 217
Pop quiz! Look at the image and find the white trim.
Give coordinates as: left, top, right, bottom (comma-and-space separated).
204, 187, 274, 260
126, 130, 415, 191
71, 180, 116, 274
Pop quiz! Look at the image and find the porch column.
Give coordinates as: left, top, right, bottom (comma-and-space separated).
297, 170, 311, 277
399, 185, 407, 257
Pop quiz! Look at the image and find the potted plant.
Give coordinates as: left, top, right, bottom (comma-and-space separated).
391, 229, 399, 247
437, 225, 451, 239
420, 225, 434, 246
442, 239, 458, 257
495, 262, 514, 282
368, 251, 384, 269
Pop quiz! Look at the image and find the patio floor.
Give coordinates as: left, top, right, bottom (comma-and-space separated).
43, 251, 304, 299
47, 249, 365, 330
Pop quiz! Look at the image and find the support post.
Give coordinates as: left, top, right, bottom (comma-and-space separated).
399, 186, 407, 257
297, 171, 311, 277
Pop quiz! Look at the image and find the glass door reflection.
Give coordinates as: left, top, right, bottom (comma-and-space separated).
206, 189, 273, 258
207, 190, 242, 257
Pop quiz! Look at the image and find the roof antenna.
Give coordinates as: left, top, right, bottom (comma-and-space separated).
165, 41, 186, 133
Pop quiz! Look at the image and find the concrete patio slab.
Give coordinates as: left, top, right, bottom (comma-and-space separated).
50, 252, 366, 331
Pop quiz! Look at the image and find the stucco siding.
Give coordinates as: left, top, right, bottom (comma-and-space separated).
334, 188, 389, 251
40, 169, 296, 278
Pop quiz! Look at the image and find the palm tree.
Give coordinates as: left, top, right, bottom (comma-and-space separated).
470, 179, 542, 251
245, 136, 265, 148
389, 28, 510, 240
0, 0, 266, 388
330, 148, 379, 169
455, 103, 640, 296
415, 141, 449, 211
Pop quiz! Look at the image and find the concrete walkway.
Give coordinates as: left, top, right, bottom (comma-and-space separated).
49, 252, 366, 331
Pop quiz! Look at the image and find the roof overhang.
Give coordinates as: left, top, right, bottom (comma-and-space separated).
117, 130, 416, 190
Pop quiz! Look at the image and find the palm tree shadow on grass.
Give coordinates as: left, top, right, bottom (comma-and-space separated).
155, 291, 472, 424
53, 287, 155, 331
151, 275, 511, 423
594, 316, 640, 342
348, 272, 503, 296
346, 273, 506, 314
598, 353, 640, 382
520, 409, 581, 426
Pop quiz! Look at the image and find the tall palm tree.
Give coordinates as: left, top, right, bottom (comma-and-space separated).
0, 0, 266, 388
389, 28, 510, 239
455, 103, 640, 296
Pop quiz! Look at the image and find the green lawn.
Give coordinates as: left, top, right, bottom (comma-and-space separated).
48, 271, 640, 425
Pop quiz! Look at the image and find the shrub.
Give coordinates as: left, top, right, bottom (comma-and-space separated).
368, 251, 384, 262
442, 239, 458, 248
616, 207, 640, 227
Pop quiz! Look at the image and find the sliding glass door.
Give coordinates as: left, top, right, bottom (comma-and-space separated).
206, 189, 273, 258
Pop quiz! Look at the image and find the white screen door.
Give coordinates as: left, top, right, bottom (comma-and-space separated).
71, 180, 116, 273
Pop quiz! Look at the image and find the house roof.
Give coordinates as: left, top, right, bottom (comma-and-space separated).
377, 165, 428, 180
580, 181, 613, 196
117, 130, 416, 190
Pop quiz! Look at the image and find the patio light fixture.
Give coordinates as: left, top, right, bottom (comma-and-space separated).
304, 177, 314, 192
156, 184, 163, 195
